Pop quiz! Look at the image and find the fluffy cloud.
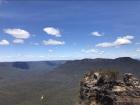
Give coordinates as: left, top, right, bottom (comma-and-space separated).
4, 28, 30, 39
0, 39, 9, 45
96, 35, 134, 48
91, 31, 103, 37
43, 27, 61, 37
13, 39, 24, 44
43, 39, 65, 46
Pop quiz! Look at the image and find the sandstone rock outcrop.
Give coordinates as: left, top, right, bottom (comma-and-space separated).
79, 71, 140, 105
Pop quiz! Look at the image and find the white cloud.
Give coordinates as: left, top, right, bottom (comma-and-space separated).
22, 54, 34, 58
114, 37, 132, 45
43, 39, 65, 46
123, 35, 134, 40
43, 27, 61, 37
39, 55, 45, 58
136, 48, 140, 52
96, 35, 134, 48
13, 39, 24, 44
81, 48, 104, 55
91, 31, 103, 37
135, 43, 140, 45
4, 28, 30, 39
81, 48, 98, 53
0, 39, 9, 45
96, 42, 113, 48
98, 51, 105, 55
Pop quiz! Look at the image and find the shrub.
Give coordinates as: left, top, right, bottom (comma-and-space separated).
98, 69, 119, 80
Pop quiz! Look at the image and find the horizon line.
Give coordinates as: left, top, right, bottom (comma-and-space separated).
0, 56, 138, 63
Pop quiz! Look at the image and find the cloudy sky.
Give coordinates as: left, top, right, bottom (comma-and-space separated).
0, 0, 140, 61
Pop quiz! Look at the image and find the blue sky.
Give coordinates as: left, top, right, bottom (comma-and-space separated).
0, 0, 140, 61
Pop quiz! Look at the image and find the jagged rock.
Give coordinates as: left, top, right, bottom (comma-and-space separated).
123, 73, 140, 88
79, 71, 140, 105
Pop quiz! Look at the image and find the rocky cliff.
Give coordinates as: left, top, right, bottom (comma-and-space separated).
79, 71, 140, 105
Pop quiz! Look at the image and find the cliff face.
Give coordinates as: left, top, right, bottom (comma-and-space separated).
79, 72, 140, 105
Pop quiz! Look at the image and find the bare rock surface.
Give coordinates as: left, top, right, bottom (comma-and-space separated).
79, 71, 140, 105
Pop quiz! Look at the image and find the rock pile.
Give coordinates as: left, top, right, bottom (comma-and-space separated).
79, 71, 140, 105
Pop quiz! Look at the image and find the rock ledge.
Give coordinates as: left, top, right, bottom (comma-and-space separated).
79, 71, 140, 105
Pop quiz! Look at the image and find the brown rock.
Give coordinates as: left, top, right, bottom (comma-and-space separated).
79, 72, 140, 105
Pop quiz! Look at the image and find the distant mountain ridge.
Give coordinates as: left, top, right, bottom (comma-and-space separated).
54, 57, 140, 76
